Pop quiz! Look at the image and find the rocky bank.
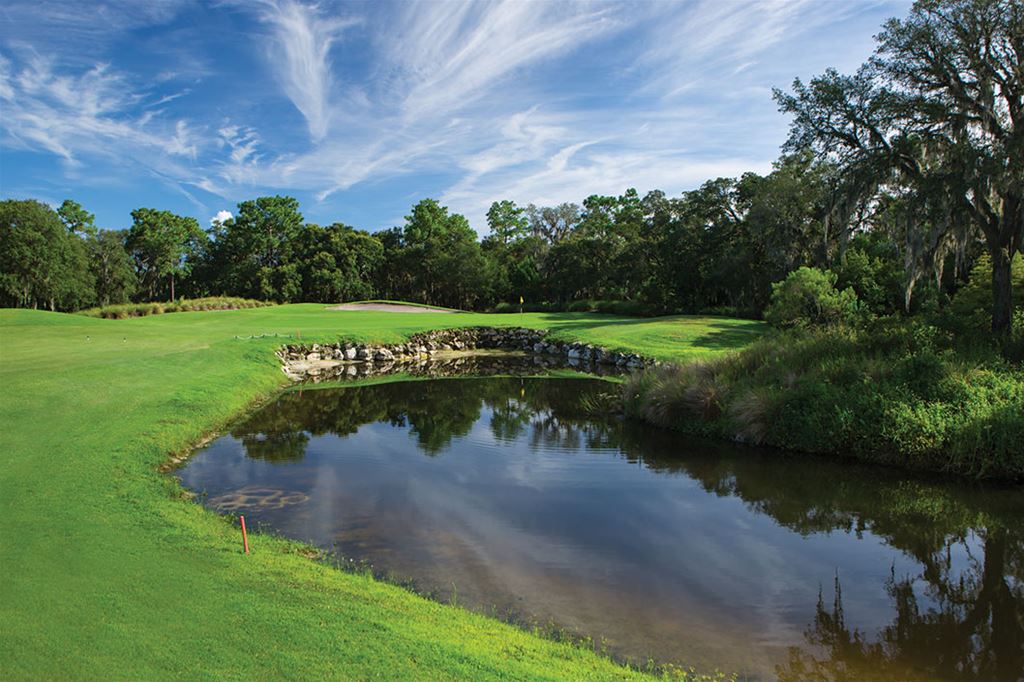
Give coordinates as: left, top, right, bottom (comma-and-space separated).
276, 326, 655, 381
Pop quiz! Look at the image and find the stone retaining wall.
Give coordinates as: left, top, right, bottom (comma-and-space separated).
276, 326, 654, 381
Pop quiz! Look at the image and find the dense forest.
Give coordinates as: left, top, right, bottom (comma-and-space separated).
1, 0, 1021, 340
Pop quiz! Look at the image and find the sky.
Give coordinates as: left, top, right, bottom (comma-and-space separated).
0, 0, 911, 234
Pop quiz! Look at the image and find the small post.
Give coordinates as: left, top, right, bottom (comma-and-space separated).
240, 515, 250, 554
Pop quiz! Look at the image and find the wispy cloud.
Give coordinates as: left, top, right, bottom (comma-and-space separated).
250, 0, 359, 142
379, 1, 622, 119
0, 55, 195, 164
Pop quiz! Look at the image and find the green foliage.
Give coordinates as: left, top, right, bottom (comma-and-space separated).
377, 199, 491, 309
622, 318, 1024, 479
833, 234, 906, 315
208, 195, 305, 301
0, 199, 95, 311
57, 199, 97, 237
88, 229, 137, 306
297, 223, 382, 303
942, 253, 1024, 334
775, 0, 1024, 333
485, 199, 528, 245
764, 267, 860, 328
127, 207, 205, 300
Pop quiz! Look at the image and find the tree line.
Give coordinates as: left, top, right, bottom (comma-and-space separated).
0, 0, 1019, 332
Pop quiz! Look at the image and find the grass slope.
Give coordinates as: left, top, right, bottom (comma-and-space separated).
0, 305, 763, 680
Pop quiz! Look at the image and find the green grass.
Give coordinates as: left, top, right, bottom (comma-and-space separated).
0, 304, 762, 680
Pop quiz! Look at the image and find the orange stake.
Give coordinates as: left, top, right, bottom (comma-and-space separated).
240, 515, 250, 554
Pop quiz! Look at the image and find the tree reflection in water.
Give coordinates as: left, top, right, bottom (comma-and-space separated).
777, 528, 1022, 681
226, 376, 1023, 680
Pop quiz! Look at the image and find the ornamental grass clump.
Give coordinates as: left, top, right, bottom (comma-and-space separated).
80, 297, 273, 318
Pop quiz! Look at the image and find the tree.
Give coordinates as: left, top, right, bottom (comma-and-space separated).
389, 199, 490, 309
544, 237, 615, 302
297, 223, 383, 302
211, 196, 304, 300
525, 203, 580, 244
126, 208, 205, 301
57, 199, 97, 237
486, 200, 528, 245
0, 199, 94, 310
89, 230, 137, 306
775, 0, 1024, 333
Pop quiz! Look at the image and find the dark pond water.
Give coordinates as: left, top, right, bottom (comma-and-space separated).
180, 370, 1024, 681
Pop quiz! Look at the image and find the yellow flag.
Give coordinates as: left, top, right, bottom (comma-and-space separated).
519, 295, 524, 304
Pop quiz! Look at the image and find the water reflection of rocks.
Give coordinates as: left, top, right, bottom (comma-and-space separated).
295, 350, 632, 383
207, 486, 311, 512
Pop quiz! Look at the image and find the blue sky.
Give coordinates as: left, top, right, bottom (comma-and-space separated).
0, 0, 910, 234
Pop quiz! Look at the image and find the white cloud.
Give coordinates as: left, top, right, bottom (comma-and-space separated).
378, 1, 623, 120
250, 0, 359, 142
211, 210, 233, 226
0, 55, 196, 165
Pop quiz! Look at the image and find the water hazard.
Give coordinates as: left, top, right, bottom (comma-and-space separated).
179, 367, 1023, 680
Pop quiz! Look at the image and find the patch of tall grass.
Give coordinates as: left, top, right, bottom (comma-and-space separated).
78, 297, 273, 319
622, 318, 1024, 479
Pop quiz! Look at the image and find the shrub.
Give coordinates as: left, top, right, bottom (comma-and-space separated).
764, 267, 860, 329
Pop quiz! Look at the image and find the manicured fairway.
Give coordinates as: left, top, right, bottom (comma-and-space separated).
0, 305, 764, 680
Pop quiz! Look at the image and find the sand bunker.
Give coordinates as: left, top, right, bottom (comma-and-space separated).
327, 303, 456, 313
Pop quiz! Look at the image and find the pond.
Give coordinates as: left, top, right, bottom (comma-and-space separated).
179, 364, 1024, 681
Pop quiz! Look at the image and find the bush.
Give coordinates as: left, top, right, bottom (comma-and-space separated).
765, 267, 860, 329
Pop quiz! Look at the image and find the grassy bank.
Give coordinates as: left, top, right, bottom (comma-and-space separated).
0, 305, 762, 680
622, 319, 1024, 480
